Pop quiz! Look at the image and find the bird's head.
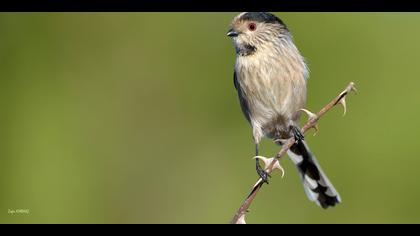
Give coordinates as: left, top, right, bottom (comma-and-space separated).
227, 12, 289, 56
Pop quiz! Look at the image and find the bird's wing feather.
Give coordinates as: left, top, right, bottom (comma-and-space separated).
234, 70, 251, 123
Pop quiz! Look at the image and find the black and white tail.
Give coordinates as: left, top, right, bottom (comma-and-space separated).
287, 140, 341, 208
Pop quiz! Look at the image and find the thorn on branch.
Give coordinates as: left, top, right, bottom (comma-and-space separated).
253, 156, 285, 178
300, 108, 319, 136
230, 82, 357, 224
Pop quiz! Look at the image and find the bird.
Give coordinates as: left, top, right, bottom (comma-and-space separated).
227, 12, 341, 208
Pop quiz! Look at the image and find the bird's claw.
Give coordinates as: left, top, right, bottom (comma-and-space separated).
257, 166, 270, 184
254, 156, 270, 184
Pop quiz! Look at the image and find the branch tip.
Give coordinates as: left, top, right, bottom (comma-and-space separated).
230, 81, 357, 224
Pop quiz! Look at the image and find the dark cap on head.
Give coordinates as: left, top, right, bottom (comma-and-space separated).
238, 12, 287, 28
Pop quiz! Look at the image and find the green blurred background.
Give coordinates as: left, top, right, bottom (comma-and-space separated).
0, 12, 420, 224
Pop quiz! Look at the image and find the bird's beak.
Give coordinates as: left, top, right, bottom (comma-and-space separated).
227, 28, 239, 37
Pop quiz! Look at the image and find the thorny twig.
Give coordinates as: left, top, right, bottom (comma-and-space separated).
230, 82, 357, 224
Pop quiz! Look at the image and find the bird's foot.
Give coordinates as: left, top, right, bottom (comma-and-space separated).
290, 125, 304, 143
256, 158, 270, 184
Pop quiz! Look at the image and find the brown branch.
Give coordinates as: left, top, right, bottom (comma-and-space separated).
230, 82, 357, 224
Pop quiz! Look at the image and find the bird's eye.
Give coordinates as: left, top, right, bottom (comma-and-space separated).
248, 22, 257, 31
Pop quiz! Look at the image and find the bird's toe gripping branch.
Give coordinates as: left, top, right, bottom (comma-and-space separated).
253, 156, 285, 178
